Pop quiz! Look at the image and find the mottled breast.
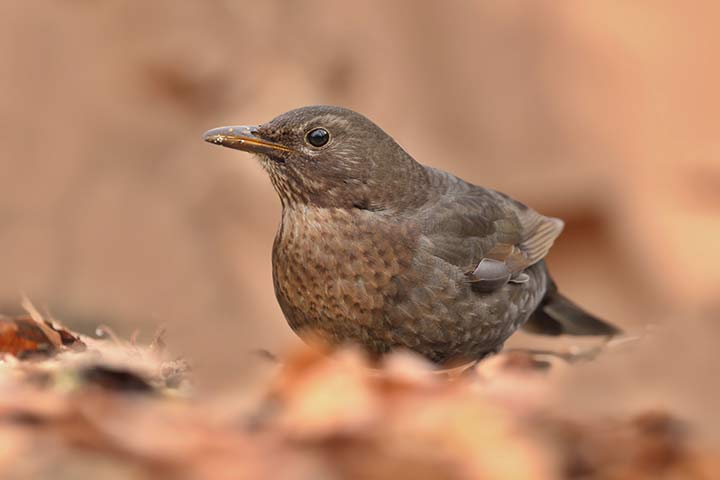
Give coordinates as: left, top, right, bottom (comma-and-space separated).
271, 206, 418, 352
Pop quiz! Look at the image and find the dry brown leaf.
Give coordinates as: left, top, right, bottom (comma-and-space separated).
0, 316, 60, 358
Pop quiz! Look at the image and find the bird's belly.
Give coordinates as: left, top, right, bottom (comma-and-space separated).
271, 208, 546, 362
272, 207, 416, 351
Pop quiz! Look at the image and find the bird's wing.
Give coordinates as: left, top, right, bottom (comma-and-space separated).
417, 176, 563, 281
486, 204, 564, 272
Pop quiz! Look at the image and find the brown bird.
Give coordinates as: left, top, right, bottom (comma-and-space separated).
203, 106, 620, 365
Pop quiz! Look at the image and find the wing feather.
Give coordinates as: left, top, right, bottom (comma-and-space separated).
418, 171, 564, 280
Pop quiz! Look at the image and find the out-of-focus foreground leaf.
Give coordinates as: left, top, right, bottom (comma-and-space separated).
0, 322, 718, 480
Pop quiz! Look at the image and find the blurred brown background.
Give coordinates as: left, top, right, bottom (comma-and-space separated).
1, 0, 718, 420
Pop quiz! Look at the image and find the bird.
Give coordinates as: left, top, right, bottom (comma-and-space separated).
203, 105, 620, 365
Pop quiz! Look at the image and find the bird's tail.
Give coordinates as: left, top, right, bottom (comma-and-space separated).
522, 278, 621, 337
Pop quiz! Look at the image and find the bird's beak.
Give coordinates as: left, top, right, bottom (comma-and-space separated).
202, 125, 293, 154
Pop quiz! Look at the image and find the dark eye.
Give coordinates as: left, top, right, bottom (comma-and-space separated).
306, 128, 330, 147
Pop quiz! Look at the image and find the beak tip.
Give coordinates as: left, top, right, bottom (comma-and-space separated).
202, 127, 226, 145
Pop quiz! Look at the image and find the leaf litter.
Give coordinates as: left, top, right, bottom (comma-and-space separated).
0, 304, 717, 479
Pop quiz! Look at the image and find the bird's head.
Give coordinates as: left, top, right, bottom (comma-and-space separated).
203, 106, 428, 210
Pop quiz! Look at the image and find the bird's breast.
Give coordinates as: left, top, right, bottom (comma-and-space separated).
271, 206, 418, 335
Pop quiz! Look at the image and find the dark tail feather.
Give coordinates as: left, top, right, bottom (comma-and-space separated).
523, 279, 621, 337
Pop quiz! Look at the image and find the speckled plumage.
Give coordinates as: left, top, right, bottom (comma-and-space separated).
204, 106, 620, 364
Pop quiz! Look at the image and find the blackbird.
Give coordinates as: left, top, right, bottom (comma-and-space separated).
203, 106, 620, 364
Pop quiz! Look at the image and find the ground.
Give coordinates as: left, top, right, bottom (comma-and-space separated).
0, 308, 717, 480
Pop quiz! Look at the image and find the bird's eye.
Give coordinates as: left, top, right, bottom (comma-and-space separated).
306, 128, 330, 147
